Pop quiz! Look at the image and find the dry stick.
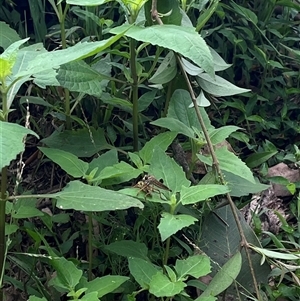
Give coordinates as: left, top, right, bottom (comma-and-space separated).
179, 60, 261, 300
151, 1, 261, 300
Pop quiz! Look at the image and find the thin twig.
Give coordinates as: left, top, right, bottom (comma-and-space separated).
151, 0, 261, 299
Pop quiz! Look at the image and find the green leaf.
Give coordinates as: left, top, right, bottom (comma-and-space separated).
149, 272, 186, 297
110, 24, 214, 78
180, 185, 230, 205
175, 255, 211, 279
99, 161, 142, 185
197, 147, 255, 183
49, 257, 82, 290
18, 32, 126, 77
128, 257, 160, 288
197, 73, 250, 96
28, 297, 47, 301
0, 22, 21, 49
149, 51, 177, 84
150, 147, 190, 192
151, 118, 194, 138
20, 96, 53, 107
222, 171, 269, 197
105, 240, 148, 260
230, 1, 258, 25
158, 213, 197, 241
53, 180, 143, 211
80, 292, 99, 301
88, 149, 118, 176
167, 89, 213, 131
138, 89, 157, 112
85, 275, 129, 298
57, 60, 106, 96
0, 122, 39, 169
41, 127, 109, 157
208, 126, 241, 144
245, 151, 278, 168
200, 252, 242, 298
139, 131, 177, 164
39, 147, 89, 178
12, 204, 44, 219
128, 152, 143, 169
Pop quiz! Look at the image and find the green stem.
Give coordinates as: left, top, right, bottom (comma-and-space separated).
57, 2, 71, 129
130, 38, 139, 151
0, 89, 8, 301
88, 212, 93, 281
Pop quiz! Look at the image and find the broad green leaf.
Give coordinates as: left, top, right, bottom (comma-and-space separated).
80, 292, 98, 301
167, 89, 213, 131
150, 147, 190, 192
128, 257, 160, 288
197, 147, 255, 183
199, 205, 271, 293
0, 122, 39, 169
200, 252, 242, 298
28, 297, 47, 301
149, 272, 186, 297
101, 92, 133, 113
245, 151, 278, 168
12, 205, 43, 219
230, 1, 258, 25
0, 38, 29, 81
138, 89, 157, 112
6, 43, 51, 108
105, 240, 148, 260
208, 126, 241, 144
209, 47, 231, 72
128, 152, 143, 169
175, 255, 211, 279
0, 22, 21, 49
49, 257, 82, 290
88, 149, 118, 176
197, 73, 250, 96
151, 117, 194, 138
139, 131, 177, 164
110, 24, 214, 78
54, 180, 143, 211
189, 90, 210, 108
182, 57, 203, 76
222, 171, 269, 197
57, 60, 105, 96
17, 31, 126, 78
39, 147, 89, 178
180, 185, 230, 205
41, 127, 109, 157
20, 96, 53, 107
149, 51, 177, 84
85, 275, 129, 298
99, 161, 141, 185
158, 212, 197, 241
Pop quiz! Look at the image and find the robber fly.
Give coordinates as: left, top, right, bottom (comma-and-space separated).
134, 175, 171, 198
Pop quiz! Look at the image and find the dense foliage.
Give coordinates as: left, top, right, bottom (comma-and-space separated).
0, 0, 300, 300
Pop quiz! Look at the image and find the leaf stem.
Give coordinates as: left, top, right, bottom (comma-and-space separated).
130, 38, 139, 151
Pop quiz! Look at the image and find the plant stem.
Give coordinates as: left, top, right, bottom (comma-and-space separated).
130, 38, 139, 151
88, 212, 93, 281
0, 88, 8, 301
57, 2, 71, 129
